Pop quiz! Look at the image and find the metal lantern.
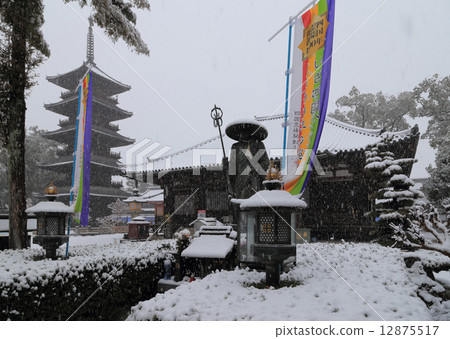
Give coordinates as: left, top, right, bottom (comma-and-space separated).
26, 183, 73, 259
233, 160, 306, 285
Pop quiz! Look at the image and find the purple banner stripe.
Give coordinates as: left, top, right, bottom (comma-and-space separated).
301, 0, 335, 193
80, 73, 92, 226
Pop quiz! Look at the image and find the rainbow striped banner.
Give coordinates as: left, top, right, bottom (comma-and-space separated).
72, 72, 93, 226
284, 0, 335, 195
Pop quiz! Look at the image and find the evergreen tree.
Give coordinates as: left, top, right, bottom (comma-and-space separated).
0, 0, 150, 249
25, 127, 65, 205
330, 86, 415, 132
365, 136, 423, 245
412, 74, 450, 149
412, 74, 450, 210
422, 142, 450, 210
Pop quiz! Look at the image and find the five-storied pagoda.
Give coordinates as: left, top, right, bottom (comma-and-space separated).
40, 26, 134, 223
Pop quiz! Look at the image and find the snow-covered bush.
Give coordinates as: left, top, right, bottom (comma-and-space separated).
0, 240, 176, 320
391, 203, 450, 257
174, 228, 191, 255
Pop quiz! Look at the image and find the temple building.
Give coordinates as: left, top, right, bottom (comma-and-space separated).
39, 27, 133, 222
129, 115, 420, 241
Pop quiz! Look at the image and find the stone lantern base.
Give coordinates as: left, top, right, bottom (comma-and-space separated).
253, 244, 296, 286
34, 235, 69, 259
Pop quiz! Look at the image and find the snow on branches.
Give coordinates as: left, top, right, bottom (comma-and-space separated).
364, 135, 422, 244
391, 204, 450, 257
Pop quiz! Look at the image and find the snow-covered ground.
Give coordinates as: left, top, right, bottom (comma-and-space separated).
128, 242, 449, 321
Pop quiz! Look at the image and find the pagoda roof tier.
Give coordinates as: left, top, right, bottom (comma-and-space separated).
38, 154, 123, 171
46, 62, 131, 96
55, 186, 129, 199
42, 125, 134, 148
44, 94, 132, 122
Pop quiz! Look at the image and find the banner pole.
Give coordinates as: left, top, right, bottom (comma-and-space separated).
282, 19, 294, 171
268, 0, 316, 42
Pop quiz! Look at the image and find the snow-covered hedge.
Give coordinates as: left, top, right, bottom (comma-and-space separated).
0, 239, 176, 320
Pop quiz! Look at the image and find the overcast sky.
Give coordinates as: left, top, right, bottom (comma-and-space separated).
25, 0, 450, 178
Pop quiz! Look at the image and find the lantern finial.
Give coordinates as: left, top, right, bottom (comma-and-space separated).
45, 182, 58, 200
265, 158, 282, 181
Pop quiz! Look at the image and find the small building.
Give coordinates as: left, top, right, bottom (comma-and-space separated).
126, 216, 152, 241
181, 225, 237, 277
123, 187, 164, 223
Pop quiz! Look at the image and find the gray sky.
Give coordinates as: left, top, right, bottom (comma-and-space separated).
26, 0, 450, 178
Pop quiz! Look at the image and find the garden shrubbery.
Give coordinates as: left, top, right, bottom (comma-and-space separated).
0, 239, 176, 320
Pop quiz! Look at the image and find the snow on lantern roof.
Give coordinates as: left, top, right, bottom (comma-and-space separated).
233, 190, 307, 209
139, 115, 415, 175
181, 235, 234, 259
25, 201, 75, 214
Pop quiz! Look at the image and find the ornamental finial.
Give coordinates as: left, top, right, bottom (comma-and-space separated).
265, 158, 282, 181
86, 21, 94, 63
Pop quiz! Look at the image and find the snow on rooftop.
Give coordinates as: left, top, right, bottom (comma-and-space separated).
144, 115, 413, 173
181, 235, 234, 259
123, 196, 147, 203
236, 190, 307, 209
123, 189, 164, 203
25, 201, 74, 214
0, 219, 37, 233
189, 217, 223, 227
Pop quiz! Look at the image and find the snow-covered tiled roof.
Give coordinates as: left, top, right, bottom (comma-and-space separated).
44, 95, 132, 121
139, 115, 415, 174
123, 189, 164, 203
47, 62, 131, 96
141, 189, 164, 201
189, 217, 223, 227
181, 235, 234, 259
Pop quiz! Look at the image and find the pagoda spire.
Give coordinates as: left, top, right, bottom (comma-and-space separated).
86, 22, 94, 63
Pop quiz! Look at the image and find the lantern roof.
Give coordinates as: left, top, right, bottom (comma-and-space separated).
225, 119, 268, 141
232, 189, 307, 209
26, 201, 75, 214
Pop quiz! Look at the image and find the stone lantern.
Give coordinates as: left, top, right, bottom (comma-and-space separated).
233, 160, 307, 286
26, 183, 74, 259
